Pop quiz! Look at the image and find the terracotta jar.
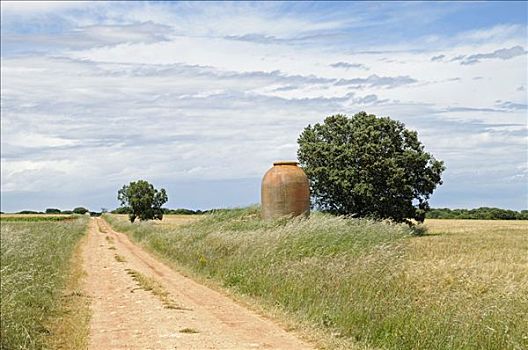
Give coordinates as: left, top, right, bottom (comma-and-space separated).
261, 161, 310, 220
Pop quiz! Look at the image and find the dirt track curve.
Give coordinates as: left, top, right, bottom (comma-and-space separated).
82, 217, 313, 350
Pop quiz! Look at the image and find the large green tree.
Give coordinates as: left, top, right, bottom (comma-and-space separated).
117, 180, 168, 222
297, 112, 445, 223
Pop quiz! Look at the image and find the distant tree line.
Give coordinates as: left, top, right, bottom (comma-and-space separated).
14, 207, 103, 216
426, 207, 528, 220
110, 207, 206, 215
13, 207, 207, 216
163, 208, 206, 215
12, 206, 526, 220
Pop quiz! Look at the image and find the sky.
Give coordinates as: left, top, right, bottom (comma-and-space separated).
1, 1, 527, 212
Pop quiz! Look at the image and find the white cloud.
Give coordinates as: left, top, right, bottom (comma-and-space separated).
125, 2, 348, 38
1, 159, 79, 192
3, 132, 77, 148
458, 24, 526, 42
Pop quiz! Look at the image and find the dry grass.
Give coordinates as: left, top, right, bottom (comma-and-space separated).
179, 327, 200, 334
45, 236, 91, 349
413, 220, 528, 299
0, 214, 73, 218
0, 214, 76, 222
156, 214, 202, 226
125, 269, 189, 310
112, 214, 201, 226
114, 254, 126, 263
395, 219, 528, 349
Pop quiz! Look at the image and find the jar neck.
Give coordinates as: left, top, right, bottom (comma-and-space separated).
273, 161, 298, 166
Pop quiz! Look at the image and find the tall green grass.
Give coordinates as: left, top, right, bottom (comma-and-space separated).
1, 217, 88, 349
106, 208, 411, 347
107, 208, 528, 349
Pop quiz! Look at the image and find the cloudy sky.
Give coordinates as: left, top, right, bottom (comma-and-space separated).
1, 1, 527, 212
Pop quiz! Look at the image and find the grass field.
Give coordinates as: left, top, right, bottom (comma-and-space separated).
0, 214, 77, 222
106, 209, 528, 350
0, 216, 89, 349
111, 213, 200, 226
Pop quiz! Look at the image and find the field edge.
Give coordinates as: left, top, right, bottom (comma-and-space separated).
44, 231, 91, 349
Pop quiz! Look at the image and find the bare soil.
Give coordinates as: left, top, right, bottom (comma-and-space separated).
82, 218, 313, 349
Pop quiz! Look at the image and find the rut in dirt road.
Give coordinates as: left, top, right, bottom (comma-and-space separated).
82, 217, 313, 350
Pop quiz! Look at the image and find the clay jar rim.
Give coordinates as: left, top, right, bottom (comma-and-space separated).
273, 161, 299, 166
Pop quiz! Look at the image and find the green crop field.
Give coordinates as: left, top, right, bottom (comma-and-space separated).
0, 216, 90, 350
105, 209, 528, 350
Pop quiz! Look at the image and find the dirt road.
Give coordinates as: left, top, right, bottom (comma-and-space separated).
82, 218, 313, 349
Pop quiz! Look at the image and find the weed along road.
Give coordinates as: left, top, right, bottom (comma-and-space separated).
83, 217, 312, 349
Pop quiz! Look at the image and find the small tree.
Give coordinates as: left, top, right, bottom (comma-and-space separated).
117, 180, 168, 222
45, 208, 61, 214
73, 207, 89, 215
297, 112, 445, 223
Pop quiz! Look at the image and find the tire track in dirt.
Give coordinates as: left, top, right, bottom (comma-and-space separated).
82, 217, 313, 349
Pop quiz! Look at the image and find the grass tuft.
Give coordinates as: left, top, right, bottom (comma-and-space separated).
179, 327, 199, 334
114, 254, 126, 262
125, 269, 188, 310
